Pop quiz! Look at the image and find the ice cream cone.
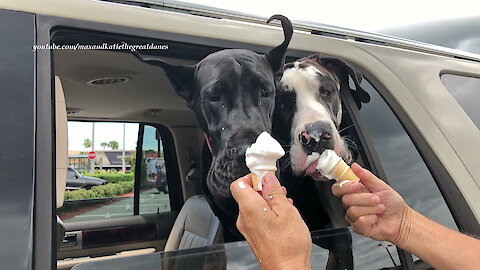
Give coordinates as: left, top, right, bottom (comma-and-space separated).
330, 159, 359, 182
245, 132, 285, 191
252, 170, 275, 191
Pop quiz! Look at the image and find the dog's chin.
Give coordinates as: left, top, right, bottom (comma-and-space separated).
210, 147, 250, 191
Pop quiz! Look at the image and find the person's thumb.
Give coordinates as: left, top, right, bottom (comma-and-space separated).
351, 163, 391, 193
261, 172, 290, 214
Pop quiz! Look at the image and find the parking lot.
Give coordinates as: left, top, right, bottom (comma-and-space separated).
65, 189, 170, 222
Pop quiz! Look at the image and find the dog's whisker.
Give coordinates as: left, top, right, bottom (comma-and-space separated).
338, 124, 355, 134
344, 137, 358, 151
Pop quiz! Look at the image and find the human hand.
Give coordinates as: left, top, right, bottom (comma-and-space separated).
331, 163, 412, 246
230, 173, 311, 270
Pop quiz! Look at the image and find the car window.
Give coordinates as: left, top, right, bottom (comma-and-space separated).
358, 79, 458, 231
58, 121, 139, 222
440, 74, 480, 130
356, 78, 459, 268
58, 122, 177, 222
58, 121, 175, 222
139, 125, 171, 214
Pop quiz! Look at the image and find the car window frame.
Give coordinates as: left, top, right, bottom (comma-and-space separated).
133, 123, 184, 215
60, 120, 183, 220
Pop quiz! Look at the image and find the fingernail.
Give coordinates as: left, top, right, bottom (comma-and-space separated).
238, 181, 247, 189
378, 204, 385, 212
262, 173, 278, 187
372, 195, 380, 204
339, 180, 350, 188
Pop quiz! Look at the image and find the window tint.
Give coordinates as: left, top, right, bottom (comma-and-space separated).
310, 228, 402, 269
139, 125, 171, 215
58, 122, 175, 222
358, 79, 457, 231
58, 122, 138, 222
441, 74, 480, 130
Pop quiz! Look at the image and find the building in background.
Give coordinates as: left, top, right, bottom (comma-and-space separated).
68, 150, 134, 172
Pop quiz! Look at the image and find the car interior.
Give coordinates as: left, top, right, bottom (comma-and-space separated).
53, 28, 227, 269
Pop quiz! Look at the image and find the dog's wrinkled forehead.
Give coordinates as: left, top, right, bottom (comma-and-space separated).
279, 58, 343, 126
281, 59, 340, 95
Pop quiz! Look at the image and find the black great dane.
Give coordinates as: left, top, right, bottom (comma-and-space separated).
131, 15, 293, 241
273, 54, 370, 269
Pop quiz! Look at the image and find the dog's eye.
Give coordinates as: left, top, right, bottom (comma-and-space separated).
261, 88, 270, 97
210, 93, 221, 102
320, 89, 330, 98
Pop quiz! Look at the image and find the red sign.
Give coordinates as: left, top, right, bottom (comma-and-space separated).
88, 151, 96, 160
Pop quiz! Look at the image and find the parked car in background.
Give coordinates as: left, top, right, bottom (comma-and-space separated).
66, 166, 106, 190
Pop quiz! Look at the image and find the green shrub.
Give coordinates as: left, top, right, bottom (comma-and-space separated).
64, 180, 134, 200
91, 184, 123, 198
119, 181, 134, 193
64, 189, 95, 200
84, 173, 134, 183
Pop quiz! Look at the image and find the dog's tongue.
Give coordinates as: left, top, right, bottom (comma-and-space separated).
306, 160, 319, 175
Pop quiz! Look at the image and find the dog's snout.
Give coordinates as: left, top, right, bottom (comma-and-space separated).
299, 120, 334, 153
299, 130, 332, 145
226, 129, 260, 149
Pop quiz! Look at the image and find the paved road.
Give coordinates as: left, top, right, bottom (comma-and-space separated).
67, 188, 170, 222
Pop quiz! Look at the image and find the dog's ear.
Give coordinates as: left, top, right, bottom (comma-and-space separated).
265, 15, 293, 74
130, 48, 196, 104
314, 54, 371, 104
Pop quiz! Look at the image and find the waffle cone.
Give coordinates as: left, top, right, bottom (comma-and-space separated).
331, 159, 360, 182
252, 170, 275, 191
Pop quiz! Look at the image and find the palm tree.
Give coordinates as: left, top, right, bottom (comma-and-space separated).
83, 139, 91, 153
108, 140, 119, 150
100, 142, 108, 150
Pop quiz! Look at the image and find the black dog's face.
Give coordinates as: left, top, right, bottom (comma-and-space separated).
194, 50, 276, 193
130, 13, 293, 204
274, 57, 352, 181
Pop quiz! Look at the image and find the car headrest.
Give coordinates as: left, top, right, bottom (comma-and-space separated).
55, 76, 68, 208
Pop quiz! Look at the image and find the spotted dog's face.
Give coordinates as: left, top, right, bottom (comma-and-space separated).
273, 55, 367, 181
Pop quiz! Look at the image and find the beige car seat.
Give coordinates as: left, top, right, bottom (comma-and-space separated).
164, 195, 219, 251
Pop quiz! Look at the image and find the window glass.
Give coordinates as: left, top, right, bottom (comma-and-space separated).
441, 74, 480, 130
58, 121, 139, 222
310, 228, 401, 269
357, 79, 458, 231
139, 125, 171, 214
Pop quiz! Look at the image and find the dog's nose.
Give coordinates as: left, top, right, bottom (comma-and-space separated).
299, 120, 334, 153
226, 129, 260, 149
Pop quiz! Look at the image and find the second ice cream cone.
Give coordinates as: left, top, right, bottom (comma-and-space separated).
331, 159, 360, 182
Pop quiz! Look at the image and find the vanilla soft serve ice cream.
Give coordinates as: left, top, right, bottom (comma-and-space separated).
315, 150, 342, 179
245, 132, 285, 191
305, 149, 360, 182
